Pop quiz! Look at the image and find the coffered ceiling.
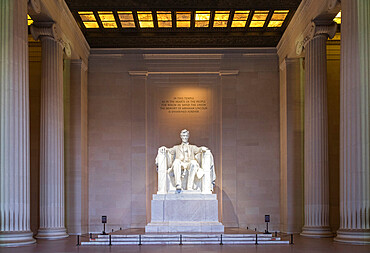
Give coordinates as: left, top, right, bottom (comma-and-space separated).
64, 0, 302, 48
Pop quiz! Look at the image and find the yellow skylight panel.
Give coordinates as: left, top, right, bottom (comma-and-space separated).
268, 21, 284, 27
231, 11, 250, 28
250, 10, 269, 27
78, 11, 99, 28
233, 11, 249, 20
268, 10, 289, 28
79, 11, 96, 21
271, 10, 289, 20
98, 11, 117, 28
102, 22, 118, 28
83, 22, 99, 28
195, 11, 210, 28
157, 11, 172, 28
98, 11, 115, 21
213, 11, 230, 28
252, 11, 269, 21
176, 11, 191, 28
117, 11, 136, 28
27, 14, 33, 25
333, 11, 341, 24
137, 11, 154, 28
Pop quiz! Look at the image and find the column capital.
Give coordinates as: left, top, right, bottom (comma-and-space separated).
30, 22, 72, 58
28, 0, 41, 14
296, 21, 337, 55
307, 21, 337, 41
30, 22, 61, 42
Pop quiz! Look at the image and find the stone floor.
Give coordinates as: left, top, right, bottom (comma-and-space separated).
1, 234, 370, 253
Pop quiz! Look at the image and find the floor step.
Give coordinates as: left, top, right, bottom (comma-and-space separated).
81, 233, 290, 245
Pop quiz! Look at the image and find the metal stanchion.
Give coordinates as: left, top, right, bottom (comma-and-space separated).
109, 234, 112, 246
180, 234, 183, 245
220, 234, 223, 245
255, 234, 258, 245
76, 235, 80, 246
290, 234, 294, 244
139, 234, 142, 245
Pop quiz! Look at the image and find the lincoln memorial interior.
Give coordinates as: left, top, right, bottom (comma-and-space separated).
1, 0, 369, 252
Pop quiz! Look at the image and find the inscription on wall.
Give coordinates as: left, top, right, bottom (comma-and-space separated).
160, 96, 207, 113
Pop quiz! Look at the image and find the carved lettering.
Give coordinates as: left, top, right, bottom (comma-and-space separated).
160, 96, 208, 113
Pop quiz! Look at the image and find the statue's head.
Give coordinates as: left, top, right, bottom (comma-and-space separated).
180, 129, 189, 144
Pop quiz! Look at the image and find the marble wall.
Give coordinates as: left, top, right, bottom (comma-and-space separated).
88, 54, 140, 232
220, 55, 280, 231
87, 49, 281, 232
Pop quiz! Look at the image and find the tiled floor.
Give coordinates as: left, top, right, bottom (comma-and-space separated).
2, 235, 370, 253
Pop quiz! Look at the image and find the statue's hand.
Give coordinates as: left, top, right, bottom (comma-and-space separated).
159, 146, 167, 153
200, 146, 208, 152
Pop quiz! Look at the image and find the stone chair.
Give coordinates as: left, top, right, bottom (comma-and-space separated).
155, 147, 216, 194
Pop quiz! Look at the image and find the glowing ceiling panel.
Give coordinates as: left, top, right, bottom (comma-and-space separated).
28, 14, 33, 26
98, 11, 117, 28
250, 10, 269, 27
268, 10, 289, 27
76, 9, 293, 31
117, 11, 136, 28
333, 11, 341, 24
137, 11, 154, 28
231, 10, 250, 28
176, 11, 191, 28
78, 11, 99, 28
157, 11, 172, 28
213, 11, 230, 28
195, 11, 210, 28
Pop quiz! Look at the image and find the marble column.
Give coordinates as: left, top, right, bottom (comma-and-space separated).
301, 21, 337, 237
334, 0, 370, 244
0, 0, 38, 247
30, 23, 68, 239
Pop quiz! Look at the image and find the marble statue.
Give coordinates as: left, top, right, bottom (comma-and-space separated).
155, 129, 216, 193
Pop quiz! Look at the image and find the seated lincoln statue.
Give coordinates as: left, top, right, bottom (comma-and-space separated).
155, 129, 216, 193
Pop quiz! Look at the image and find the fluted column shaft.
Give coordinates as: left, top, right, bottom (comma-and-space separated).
301, 31, 333, 237
0, 0, 36, 247
33, 26, 68, 239
335, 0, 370, 244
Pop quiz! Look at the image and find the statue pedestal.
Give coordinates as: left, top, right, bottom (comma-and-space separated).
145, 192, 224, 233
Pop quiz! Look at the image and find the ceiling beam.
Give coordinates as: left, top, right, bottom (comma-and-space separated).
65, 0, 302, 10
